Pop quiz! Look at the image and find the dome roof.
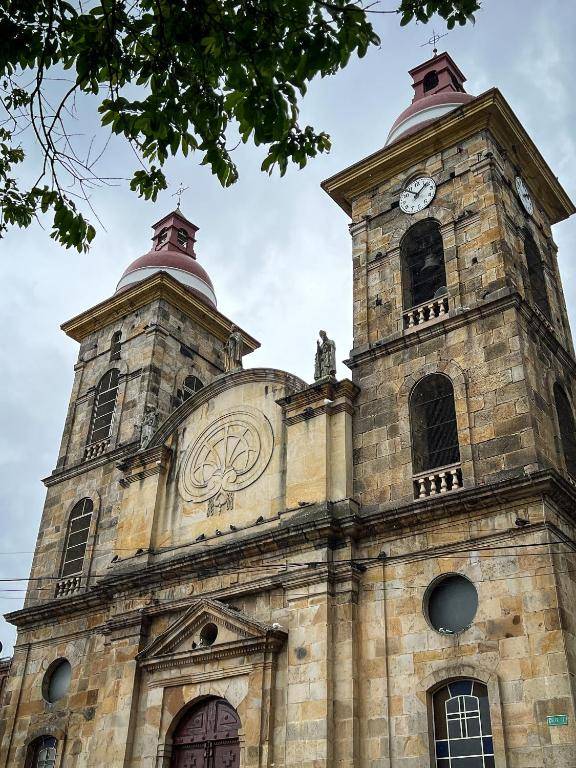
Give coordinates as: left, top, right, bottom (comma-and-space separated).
385, 52, 475, 146
386, 90, 475, 145
115, 210, 217, 307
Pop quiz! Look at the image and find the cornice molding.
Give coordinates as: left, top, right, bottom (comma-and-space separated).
8, 470, 576, 631
43, 440, 141, 487
60, 271, 260, 354
322, 88, 575, 225
346, 290, 576, 377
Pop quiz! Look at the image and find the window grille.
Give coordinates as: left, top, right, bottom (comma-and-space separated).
60, 499, 93, 578
87, 368, 120, 447
423, 70, 439, 92
155, 227, 168, 249
554, 383, 576, 478
410, 374, 460, 473
524, 230, 551, 320
110, 331, 122, 361
432, 680, 494, 768
26, 736, 58, 768
182, 375, 204, 402
402, 221, 447, 309
177, 227, 189, 247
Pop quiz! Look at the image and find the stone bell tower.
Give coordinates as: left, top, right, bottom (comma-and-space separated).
323, 51, 575, 504
323, 52, 576, 765
25, 210, 258, 599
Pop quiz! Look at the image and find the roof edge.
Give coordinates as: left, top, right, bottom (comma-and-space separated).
321, 88, 575, 225
61, 271, 260, 352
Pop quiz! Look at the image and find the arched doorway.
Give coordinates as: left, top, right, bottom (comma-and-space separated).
171, 697, 240, 768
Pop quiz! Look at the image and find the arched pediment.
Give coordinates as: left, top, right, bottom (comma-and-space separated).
148, 368, 306, 449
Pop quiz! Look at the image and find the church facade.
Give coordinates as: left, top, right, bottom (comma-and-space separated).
1, 52, 576, 768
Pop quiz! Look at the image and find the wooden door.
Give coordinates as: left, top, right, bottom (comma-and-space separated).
171, 698, 240, 768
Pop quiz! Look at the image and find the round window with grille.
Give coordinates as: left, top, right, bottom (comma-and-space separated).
424, 574, 478, 634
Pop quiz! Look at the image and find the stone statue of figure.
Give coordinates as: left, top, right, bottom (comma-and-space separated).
314, 330, 336, 381
224, 325, 243, 372
140, 406, 158, 449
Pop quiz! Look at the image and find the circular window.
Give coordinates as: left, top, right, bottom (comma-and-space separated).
424, 574, 478, 634
199, 623, 218, 647
43, 659, 72, 703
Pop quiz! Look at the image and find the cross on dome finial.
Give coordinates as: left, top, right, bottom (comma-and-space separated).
172, 182, 189, 210
420, 28, 448, 57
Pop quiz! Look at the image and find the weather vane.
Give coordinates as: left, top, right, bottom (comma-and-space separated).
172, 182, 189, 209
420, 29, 448, 57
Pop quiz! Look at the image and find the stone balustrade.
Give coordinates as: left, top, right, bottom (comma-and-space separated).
84, 439, 109, 461
55, 576, 82, 598
404, 295, 449, 329
413, 463, 463, 499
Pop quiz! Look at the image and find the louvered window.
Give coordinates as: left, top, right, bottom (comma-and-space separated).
60, 499, 93, 578
524, 229, 551, 320
402, 220, 447, 309
110, 331, 122, 361
554, 383, 576, 478
87, 368, 120, 446
410, 374, 460, 473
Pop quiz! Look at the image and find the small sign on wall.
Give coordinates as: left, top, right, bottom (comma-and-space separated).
547, 714, 569, 727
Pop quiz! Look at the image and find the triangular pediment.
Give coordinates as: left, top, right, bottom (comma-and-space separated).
137, 598, 286, 669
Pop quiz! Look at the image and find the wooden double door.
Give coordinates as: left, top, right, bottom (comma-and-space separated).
171, 698, 240, 768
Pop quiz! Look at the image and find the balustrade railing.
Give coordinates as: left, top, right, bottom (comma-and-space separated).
413, 463, 463, 499
84, 439, 109, 461
55, 576, 82, 598
404, 295, 449, 329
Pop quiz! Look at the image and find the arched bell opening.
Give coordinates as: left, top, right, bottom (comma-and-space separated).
401, 219, 447, 311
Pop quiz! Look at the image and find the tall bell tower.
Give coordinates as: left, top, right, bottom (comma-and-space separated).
323, 51, 575, 503
323, 52, 576, 765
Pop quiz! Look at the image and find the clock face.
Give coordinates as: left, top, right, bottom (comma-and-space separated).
399, 176, 437, 214
515, 175, 534, 215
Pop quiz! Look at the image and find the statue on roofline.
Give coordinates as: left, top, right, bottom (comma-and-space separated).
314, 330, 336, 381
224, 325, 244, 372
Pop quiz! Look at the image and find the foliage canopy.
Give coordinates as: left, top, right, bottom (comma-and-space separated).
0, 0, 479, 250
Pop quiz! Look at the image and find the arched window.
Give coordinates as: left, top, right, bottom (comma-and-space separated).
170, 697, 240, 767
524, 229, 551, 320
402, 220, 447, 310
87, 368, 120, 448
554, 383, 576, 478
182, 374, 204, 402
423, 70, 439, 92
110, 330, 122, 361
410, 374, 460, 473
60, 499, 93, 578
432, 679, 494, 767
26, 736, 58, 768
177, 227, 189, 248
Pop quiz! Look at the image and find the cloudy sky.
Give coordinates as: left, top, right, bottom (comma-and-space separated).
1, 0, 575, 654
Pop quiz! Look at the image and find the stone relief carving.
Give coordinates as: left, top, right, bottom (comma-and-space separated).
179, 406, 274, 515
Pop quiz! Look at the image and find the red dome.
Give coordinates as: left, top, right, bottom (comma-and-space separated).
386, 91, 475, 145
385, 52, 475, 146
115, 210, 217, 307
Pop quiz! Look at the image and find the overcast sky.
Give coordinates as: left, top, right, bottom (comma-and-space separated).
1, 1, 575, 654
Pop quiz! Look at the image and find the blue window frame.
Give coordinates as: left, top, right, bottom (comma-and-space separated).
433, 680, 494, 768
